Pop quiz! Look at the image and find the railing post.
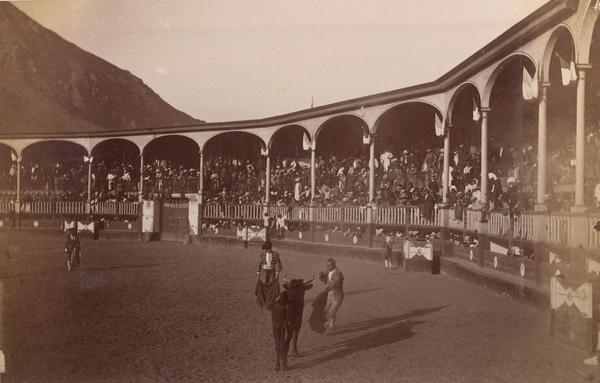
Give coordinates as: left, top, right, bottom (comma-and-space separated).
309, 202, 315, 242
532, 212, 546, 243
569, 213, 591, 249
340, 206, 345, 235
439, 206, 450, 258
367, 203, 374, 248
262, 202, 270, 241
198, 199, 204, 237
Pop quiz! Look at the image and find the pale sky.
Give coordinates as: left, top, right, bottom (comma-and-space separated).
14, 0, 548, 122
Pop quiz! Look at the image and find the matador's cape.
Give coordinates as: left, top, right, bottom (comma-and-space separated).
255, 250, 282, 309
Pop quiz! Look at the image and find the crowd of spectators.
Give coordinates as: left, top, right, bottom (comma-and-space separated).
0, 160, 87, 201
4, 133, 600, 215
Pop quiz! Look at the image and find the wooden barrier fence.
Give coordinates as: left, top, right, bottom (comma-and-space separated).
4, 198, 600, 249
91, 202, 140, 216
0, 200, 13, 214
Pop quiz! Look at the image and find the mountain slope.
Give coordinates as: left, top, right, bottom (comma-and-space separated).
0, 2, 201, 135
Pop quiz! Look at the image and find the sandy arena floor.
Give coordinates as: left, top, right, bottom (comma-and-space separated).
0, 232, 595, 383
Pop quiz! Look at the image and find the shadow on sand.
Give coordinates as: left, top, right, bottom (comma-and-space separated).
292, 306, 447, 370
328, 306, 447, 337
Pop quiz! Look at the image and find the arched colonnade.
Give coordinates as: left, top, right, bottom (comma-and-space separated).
2, 0, 600, 218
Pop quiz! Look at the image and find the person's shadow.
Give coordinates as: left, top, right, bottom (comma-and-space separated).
328, 306, 447, 337
294, 306, 447, 370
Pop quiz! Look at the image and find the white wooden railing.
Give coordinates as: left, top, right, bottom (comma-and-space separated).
0, 200, 14, 214
5, 198, 600, 250
91, 202, 139, 216
313, 207, 343, 223
545, 214, 569, 245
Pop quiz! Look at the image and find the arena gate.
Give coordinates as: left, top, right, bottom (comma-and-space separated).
160, 199, 190, 241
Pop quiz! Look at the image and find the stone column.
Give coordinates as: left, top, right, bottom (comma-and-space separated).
15, 155, 21, 207
86, 156, 92, 216
368, 135, 375, 203
15, 155, 21, 228
442, 124, 451, 205
138, 153, 144, 203
87, 158, 92, 203
573, 64, 591, 212
535, 83, 550, 211
367, 134, 375, 248
310, 148, 316, 202
480, 108, 490, 207
199, 150, 204, 204
265, 151, 271, 204
196, 150, 205, 237
478, 108, 490, 230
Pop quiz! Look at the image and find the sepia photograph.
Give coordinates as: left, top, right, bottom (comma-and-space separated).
1, 0, 600, 381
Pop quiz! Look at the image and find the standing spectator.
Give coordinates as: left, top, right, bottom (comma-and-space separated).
383, 234, 394, 270
263, 212, 272, 241
275, 214, 287, 240
293, 177, 302, 203
594, 181, 600, 210
488, 172, 502, 210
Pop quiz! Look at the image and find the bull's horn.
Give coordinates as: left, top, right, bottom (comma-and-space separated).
304, 275, 316, 284
283, 274, 289, 282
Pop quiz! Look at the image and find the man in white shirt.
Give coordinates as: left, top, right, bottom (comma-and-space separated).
319, 258, 344, 330
275, 214, 287, 240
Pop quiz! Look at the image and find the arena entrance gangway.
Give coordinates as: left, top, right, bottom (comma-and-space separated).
160, 198, 189, 241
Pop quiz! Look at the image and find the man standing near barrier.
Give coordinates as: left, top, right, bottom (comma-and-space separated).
319, 258, 344, 330
275, 214, 287, 240
263, 212, 272, 241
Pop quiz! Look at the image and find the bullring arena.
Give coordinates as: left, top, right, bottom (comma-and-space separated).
0, 232, 593, 383
4, 0, 600, 382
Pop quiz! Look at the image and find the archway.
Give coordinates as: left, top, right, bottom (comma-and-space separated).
202, 132, 265, 204
544, 27, 577, 209
91, 139, 141, 201
314, 115, 369, 206
372, 102, 443, 206
268, 125, 312, 205
0, 144, 17, 197
143, 135, 200, 197
447, 84, 482, 193
486, 54, 537, 210
21, 141, 88, 200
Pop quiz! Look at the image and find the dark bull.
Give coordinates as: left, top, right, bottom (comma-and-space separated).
270, 277, 314, 371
